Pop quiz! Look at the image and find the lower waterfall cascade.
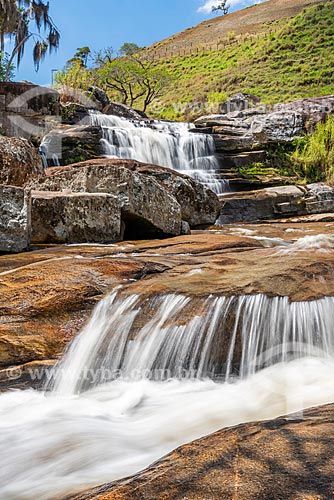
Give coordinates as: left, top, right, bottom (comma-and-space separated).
53, 291, 334, 394
1, 288, 334, 499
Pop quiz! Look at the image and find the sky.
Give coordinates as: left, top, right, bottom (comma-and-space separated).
9, 0, 266, 85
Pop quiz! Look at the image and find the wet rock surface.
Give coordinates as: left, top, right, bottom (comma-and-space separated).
0, 245, 170, 369
64, 403, 334, 500
1, 225, 334, 375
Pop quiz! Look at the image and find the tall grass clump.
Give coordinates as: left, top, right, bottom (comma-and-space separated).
291, 115, 334, 183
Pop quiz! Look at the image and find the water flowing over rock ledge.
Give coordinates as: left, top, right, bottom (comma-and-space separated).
1, 229, 334, 374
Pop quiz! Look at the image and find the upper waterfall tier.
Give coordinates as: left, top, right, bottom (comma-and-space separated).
88, 112, 229, 194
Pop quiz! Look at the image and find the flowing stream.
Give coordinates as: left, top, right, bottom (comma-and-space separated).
1, 289, 334, 499
88, 112, 229, 194
5, 111, 334, 499
40, 112, 229, 194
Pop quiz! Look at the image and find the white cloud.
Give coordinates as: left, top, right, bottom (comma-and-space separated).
197, 0, 266, 14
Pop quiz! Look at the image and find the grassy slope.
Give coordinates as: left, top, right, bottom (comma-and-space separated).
145, 2, 334, 120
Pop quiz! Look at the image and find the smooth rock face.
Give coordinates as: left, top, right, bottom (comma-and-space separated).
117, 160, 221, 226
220, 183, 334, 223
30, 159, 183, 238
0, 185, 31, 253
1, 227, 334, 371
0, 245, 170, 369
31, 191, 121, 244
65, 403, 334, 500
0, 136, 44, 186
40, 125, 104, 166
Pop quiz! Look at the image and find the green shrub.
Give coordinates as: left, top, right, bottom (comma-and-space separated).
290, 115, 334, 183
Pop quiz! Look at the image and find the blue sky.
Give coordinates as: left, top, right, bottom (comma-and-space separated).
10, 0, 266, 85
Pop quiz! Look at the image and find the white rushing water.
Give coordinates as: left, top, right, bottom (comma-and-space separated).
2, 360, 334, 500
52, 292, 334, 393
40, 111, 229, 193
88, 112, 229, 194
1, 292, 334, 499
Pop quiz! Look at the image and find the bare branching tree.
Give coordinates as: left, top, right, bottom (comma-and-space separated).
97, 48, 171, 112
212, 1, 230, 15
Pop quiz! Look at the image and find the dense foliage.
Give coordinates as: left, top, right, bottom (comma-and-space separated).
56, 45, 171, 112
291, 116, 334, 183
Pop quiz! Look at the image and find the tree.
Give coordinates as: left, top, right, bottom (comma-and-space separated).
119, 42, 141, 56
70, 46, 91, 68
97, 52, 171, 112
212, 1, 230, 15
0, 51, 14, 80
93, 46, 114, 66
0, 0, 60, 79
55, 58, 94, 92
98, 57, 141, 106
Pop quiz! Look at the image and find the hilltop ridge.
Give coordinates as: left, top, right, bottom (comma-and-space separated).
148, 0, 324, 58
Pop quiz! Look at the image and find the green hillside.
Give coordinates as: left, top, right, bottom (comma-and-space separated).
148, 2, 334, 120
56, 1, 334, 122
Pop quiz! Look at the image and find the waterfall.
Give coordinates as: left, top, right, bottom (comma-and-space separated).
39, 134, 60, 169
2, 291, 334, 499
52, 291, 334, 396
88, 112, 229, 194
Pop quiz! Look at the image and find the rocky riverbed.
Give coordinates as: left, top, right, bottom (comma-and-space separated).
1, 87, 334, 500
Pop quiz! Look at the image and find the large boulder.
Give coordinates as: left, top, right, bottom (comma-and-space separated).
40, 125, 104, 166
250, 111, 304, 143
114, 160, 221, 226
88, 86, 110, 109
219, 92, 261, 114
31, 191, 121, 244
220, 185, 306, 223
196, 111, 304, 152
275, 95, 334, 131
102, 102, 147, 120
0, 136, 44, 186
30, 159, 183, 239
0, 185, 31, 253
64, 403, 334, 500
